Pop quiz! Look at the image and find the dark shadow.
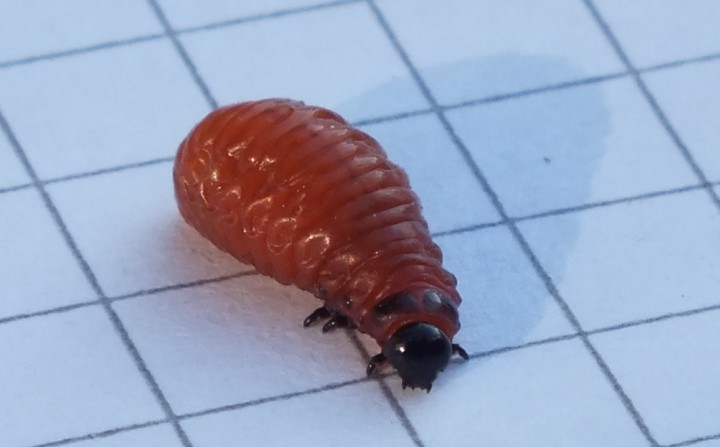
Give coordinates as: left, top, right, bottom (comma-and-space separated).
339, 55, 609, 360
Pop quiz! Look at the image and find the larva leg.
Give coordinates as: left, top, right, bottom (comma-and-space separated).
452, 344, 469, 360
303, 306, 331, 327
321, 315, 354, 333
303, 306, 355, 332
366, 353, 387, 376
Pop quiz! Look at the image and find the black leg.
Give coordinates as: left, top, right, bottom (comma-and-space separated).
366, 353, 387, 376
322, 315, 352, 333
303, 307, 331, 327
303, 306, 356, 334
452, 343, 469, 360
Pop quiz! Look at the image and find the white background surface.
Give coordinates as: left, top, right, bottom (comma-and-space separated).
1, 1, 719, 446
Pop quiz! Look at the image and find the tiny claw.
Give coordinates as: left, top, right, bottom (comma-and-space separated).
321, 315, 349, 333
303, 307, 331, 327
402, 380, 408, 390
452, 343, 469, 360
366, 353, 387, 376
425, 384, 432, 393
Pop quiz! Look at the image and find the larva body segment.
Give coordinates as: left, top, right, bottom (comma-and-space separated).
174, 99, 465, 389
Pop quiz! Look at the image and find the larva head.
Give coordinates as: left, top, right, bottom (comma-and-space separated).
383, 322, 452, 392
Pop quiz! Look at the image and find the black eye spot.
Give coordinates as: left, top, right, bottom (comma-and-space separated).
423, 289, 459, 318
442, 299, 459, 318
446, 271, 457, 286
374, 293, 420, 320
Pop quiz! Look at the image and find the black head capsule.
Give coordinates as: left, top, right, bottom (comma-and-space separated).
382, 322, 452, 391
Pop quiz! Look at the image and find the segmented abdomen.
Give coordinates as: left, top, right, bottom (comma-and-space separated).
173, 99, 460, 344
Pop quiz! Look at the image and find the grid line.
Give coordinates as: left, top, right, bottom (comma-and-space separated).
0, 109, 194, 447
431, 219, 505, 238
0, 271, 253, 327
365, 1, 659, 445
353, 107, 434, 127
513, 182, 710, 223
100, 307, 194, 447
642, 50, 720, 74
177, 375, 372, 420
0, 33, 165, 70
0, 112, 104, 296
26, 374, 378, 447
510, 240, 660, 446
43, 156, 175, 186
30, 419, 168, 447
589, 301, 720, 338
146, 0, 218, 109
669, 432, 720, 447
444, 70, 627, 110
435, 180, 714, 239
583, 0, 720, 215
112, 270, 256, 302
359, 70, 627, 125
0, 300, 98, 326
0, 182, 33, 194
177, 0, 363, 35
346, 331, 426, 447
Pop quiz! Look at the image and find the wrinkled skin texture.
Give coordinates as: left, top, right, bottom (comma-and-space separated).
173, 99, 461, 347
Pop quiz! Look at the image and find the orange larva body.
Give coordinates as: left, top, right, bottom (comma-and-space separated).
173, 99, 461, 353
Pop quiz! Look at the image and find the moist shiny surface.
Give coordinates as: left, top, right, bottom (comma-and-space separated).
173, 99, 460, 344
